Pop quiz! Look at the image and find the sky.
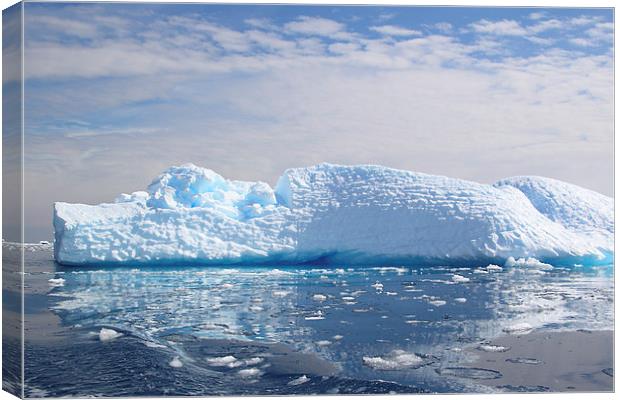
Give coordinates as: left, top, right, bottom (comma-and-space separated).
3, 3, 615, 241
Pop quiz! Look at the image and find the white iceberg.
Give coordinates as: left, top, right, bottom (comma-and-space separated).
53, 163, 613, 267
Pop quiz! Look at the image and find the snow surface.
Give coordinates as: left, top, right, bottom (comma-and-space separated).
53, 163, 613, 266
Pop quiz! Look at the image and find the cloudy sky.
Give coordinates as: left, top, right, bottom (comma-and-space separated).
8, 3, 616, 240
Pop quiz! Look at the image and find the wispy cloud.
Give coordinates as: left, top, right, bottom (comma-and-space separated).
469, 19, 527, 35
370, 25, 422, 37
284, 16, 345, 37
433, 22, 453, 33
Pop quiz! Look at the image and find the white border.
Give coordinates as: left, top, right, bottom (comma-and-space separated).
0, 1, 615, 400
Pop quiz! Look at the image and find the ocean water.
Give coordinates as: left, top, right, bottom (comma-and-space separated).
4, 243, 614, 397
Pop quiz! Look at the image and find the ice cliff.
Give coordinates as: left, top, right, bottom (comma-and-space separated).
53, 163, 614, 266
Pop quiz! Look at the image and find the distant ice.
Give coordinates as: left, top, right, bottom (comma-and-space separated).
454, 297, 467, 303
305, 311, 325, 320
169, 356, 183, 368
504, 257, 553, 270
48, 278, 65, 287
478, 344, 510, 353
237, 368, 262, 378
503, 323, 534, 335
363, 350, 426, 370
206, 355, 240, 368
451, 274, 470, 283
98, 328, 122, 342
486, 264, 503, 272
287, 375, 310, 386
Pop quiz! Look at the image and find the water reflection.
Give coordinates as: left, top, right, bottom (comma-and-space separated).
17, 244, 614, 395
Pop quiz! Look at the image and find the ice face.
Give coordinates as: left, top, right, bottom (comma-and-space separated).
53, 163, 613, 266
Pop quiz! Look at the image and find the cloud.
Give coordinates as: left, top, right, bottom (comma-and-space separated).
570, 15, 603, 26
284, 16, 345, 37
433, 22, 453, 33
585, 22, 613, 42
18, 6, 614, 241
526, 36, 555, 46
63, 127, 162, 138
528, 12, 546, 20
328, 41, 361, 54
528, 18, 563, 33
469, 19, 528, 36
28, 15, 100, 38
244, 18, 275, 30
370, 25, 422, 37
569, 37, 593, 47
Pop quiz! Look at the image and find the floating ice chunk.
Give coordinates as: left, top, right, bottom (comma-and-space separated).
451, 274, 470, 283
143, 341, 167, 349
48, 278, 65, 287
287, 375, 310, 386
312, 294, 327, 302
206, 355, 241, 368
169, 356, 183, 368
98, 328, 122, 342
503, 323, 534, 335
428, 300, 446, 307
316, 340, 332, 346
237, 368, 262, 378
243, 357, 263, 366
454, 297, 467, 303
505, 257, 553, 270
362, 350, 426, 370
486, 264, 503, 272
305, 311, 325, 320
473, 269, 489, 274
333, 335, 343, 340
371, 282, 384, 291
478, 344, 510, 353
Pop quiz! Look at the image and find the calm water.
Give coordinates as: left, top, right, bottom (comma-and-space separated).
4, 243, 614, 397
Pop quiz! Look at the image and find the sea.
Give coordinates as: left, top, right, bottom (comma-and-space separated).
2, 243, 614, 397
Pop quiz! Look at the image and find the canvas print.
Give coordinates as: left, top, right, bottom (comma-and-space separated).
2, 2, 614, 397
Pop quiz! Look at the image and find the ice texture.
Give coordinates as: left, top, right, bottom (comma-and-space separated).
53, 163, 613, 266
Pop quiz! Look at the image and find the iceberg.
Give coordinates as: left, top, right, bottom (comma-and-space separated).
53, 163, 613, 267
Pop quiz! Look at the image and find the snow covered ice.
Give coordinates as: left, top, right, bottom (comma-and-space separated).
53, 163, 613, 266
